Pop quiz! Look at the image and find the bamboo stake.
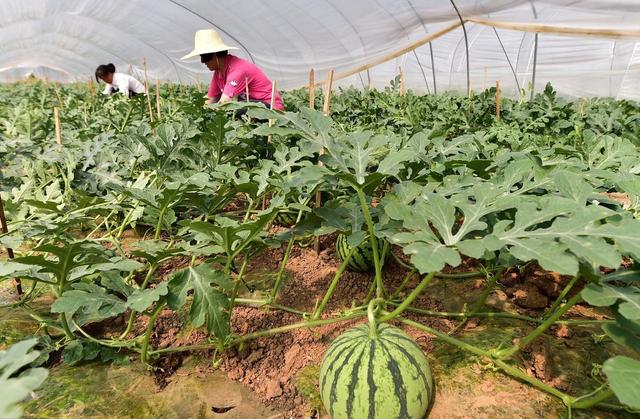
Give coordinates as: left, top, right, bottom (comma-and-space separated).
495, 81, 501, 121
366, 68, 372, 91
53, 84, 64, 109
399, 66, 405, 96
262, 81, 278, 211
142, 58, 154, 123
315, 69, 334, 254
579, 98, 585, 117
245, 77, 250, 102
308, 69, 315, 107
196, 74, 202, 91
315, 21, 462, 86
155, 79, 161, 120
0, 196, 22, 295
87, 77, 95, 97
467, 17, 640, 39
483, 66, 487, 91
54, 107, 62, 145
323, 70, 334, 115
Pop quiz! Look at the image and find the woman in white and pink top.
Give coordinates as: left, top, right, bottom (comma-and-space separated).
95, 63, 146, 98
181, 29, 284, 110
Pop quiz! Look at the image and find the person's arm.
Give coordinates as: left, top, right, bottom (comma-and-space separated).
206, 75, 222, 105
217, 94, 232, 105
219, 68, 247, 104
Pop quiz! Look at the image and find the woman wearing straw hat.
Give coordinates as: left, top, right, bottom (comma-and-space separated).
182, 29, 284, 110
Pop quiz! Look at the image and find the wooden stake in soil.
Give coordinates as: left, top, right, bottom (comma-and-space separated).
155, 79, 161, 120
315, 69, 334, 254
579, 98, 585, 117
54, 107, 62, 145
262, 81, 278, 211
0, 196, 22, 295
245, 77, 250, 102
495, 80, 501, 121
399, 66, 405, 96
483, 66, 487, 91
308, 68, 315, 108
142, 58, 154, 123
366, 68, 372, 91
87, 77, 95, 97
53, 84, 64, 109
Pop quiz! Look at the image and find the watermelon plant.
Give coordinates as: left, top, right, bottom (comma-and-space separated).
1, 80, 639, 417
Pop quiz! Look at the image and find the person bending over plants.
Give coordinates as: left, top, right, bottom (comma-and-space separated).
182, 29, 284, 110
95, 63, 146, 98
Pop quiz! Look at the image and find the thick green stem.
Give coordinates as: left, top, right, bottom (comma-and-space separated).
140, 301, 166, 364
389, 269, 417, 300
56, 279, 74, 340
571, 388, 614, 409
495, 292, 583, 359
230, 257, 250, 307
154, 208, 167, 239
312, 246, 357, 320
468, 268, 503, 315
396, 316, 571, 403
356, 188, 384, 299
451, 268, 503, 333
542, 274, 580, 320
149, 312, 366, 355
119, 265, 157, 339
269, 234, 296, 303
379, 272, 436, 322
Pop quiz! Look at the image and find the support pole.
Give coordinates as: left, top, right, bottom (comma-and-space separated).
0, 196, 22, 295
54, 107, 62, 145
530, 33, 539, 101
155, 79, 161, 120
142, 58, 154, 123
495, 81, 501, 121
449, 0, 471, 97
308, 69, 315, 107
315, 69, 334, 255
399, 66, 405, 96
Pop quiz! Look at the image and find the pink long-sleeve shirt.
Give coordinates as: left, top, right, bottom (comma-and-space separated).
207, 55, 284, 110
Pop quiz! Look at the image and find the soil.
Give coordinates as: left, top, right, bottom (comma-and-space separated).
122, 234, 614, 417
3, 229, 621, 418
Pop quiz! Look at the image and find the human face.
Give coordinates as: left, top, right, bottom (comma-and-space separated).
201, 54, 223, 72
100, 73, 114, 84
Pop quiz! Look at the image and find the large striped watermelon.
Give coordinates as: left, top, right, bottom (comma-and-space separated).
319, 323, 433, 418
336, 233, 388, 272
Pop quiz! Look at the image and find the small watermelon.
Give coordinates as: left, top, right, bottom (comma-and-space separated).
336, 233, 387, 272
275, 210, 297, 227
319, 323, 433, 418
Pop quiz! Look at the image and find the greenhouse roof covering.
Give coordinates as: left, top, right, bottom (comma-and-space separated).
1, 0, 639, 98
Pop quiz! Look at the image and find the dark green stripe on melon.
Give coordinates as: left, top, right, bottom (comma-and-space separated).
319, 323, 433, 419
275, 211, 297, 227
335, 233, 388, 272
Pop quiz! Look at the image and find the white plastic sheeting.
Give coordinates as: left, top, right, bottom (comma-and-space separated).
0, 1, 639, 98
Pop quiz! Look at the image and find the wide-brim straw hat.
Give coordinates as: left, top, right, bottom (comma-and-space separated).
181, 29, 238, 60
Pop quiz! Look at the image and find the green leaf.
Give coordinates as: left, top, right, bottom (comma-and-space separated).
51, 283, 126, 320
602, 356, 640, 409
0, 338, 48, 419
582, 283, 640, 320
554, 171, 592, 203
126, 282, 169, 312
167, 265, 232, 338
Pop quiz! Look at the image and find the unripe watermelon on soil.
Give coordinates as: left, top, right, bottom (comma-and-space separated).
335, 233, 388, 272
319, 323, 433, 419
